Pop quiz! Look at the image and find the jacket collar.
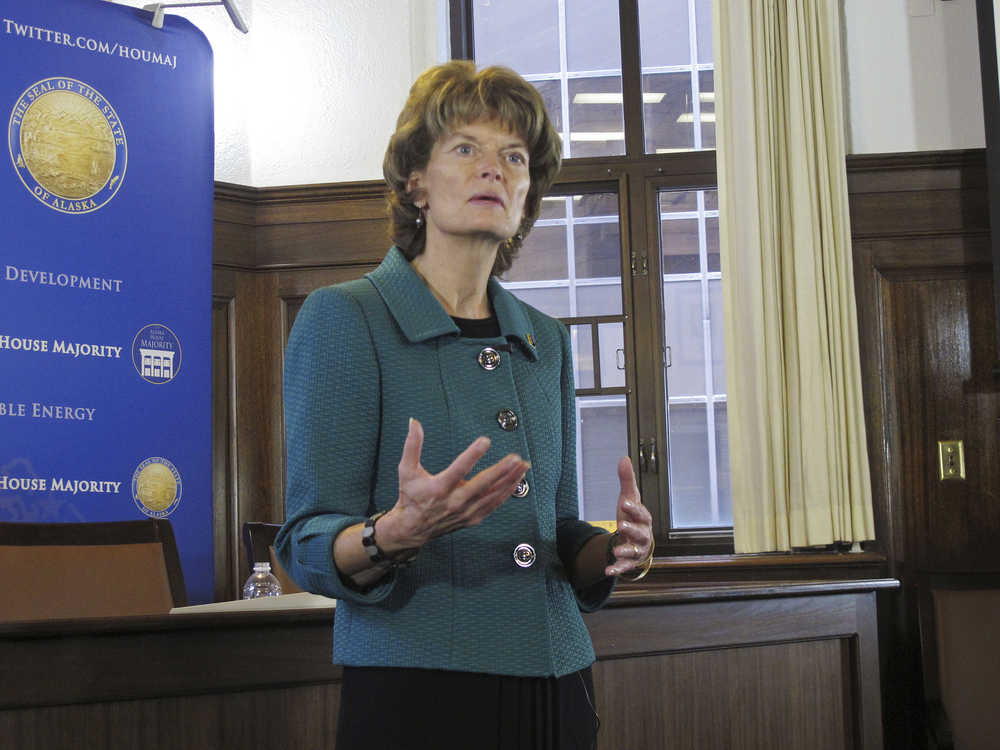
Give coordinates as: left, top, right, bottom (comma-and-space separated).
366, 247, 539, 361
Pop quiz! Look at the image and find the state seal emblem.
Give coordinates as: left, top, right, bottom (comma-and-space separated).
132, 324, 182, 384
132, 457, 182, 519
8, 77, 127, 214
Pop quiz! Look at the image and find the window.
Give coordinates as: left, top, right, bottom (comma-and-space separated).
455, 0, 732, 550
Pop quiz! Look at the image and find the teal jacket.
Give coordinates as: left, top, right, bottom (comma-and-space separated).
275, 247, 613, 677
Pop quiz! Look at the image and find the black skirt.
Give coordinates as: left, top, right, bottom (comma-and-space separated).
335, 665, 599, 750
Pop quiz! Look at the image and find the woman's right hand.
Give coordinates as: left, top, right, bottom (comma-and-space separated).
375, 418, 529, 554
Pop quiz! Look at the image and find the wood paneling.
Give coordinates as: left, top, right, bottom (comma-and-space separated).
0, 580, 892, 750
849, 149, 999, 750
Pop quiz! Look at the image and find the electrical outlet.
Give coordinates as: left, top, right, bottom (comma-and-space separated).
937, 440, 966, 481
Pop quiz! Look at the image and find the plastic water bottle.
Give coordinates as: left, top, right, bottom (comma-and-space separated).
243, 561, 282, 599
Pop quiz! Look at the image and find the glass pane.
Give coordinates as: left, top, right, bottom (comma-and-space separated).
578, 401, 627, 522
566, 0, 622, 71
709, 279, 726, 394
663, 280, 705, 397
576, 283, 622, 316
696, 0, 713, 64
505, 225, 568, 282
533, 79, 563, 133
660, 217, 700, 275
656, 186, 730, 531
573, 192, 619, 219
699, 70, 716, 149
666, 403, 712, 527
706, 215, 720, 272
638, 0, 690, 67
505, 286, 570, 318
642, 72, 695, 153
570, 324, 595, 390
473, 0, 560, 75
568, 77, 625, 158
539, 196, 568, 220
598, 322, 626, 388
574, 221, 621, 279
714, 402, 733, 525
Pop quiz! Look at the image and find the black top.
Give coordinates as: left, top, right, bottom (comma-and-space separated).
452, 314, 502, 339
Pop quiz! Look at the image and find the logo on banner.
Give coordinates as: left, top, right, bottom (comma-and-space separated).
131, 324, 182, 384
132, 457, 182, 519
8, 77, 127, 214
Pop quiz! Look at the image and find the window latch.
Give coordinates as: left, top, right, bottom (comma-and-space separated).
630, 252, 648, 277
638, 437, 658, 474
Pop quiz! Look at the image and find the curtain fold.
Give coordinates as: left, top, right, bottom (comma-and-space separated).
712, 0, 875, 552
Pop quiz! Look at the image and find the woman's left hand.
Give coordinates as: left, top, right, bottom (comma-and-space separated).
604, 457, 654, 578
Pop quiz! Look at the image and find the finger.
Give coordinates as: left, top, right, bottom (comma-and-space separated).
456, 455, 527, 504
437, 434, 493, 487
398, 418, 425, 473
435, 460, 528, 532
617, 457, 639, 501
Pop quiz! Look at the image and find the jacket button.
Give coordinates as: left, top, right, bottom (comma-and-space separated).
513, 543, 535, 568
513, 478, 529, 498
477, 347, 501, 371
497, 408, 519, 431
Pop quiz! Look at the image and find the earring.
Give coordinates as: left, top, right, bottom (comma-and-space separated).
415, 208, 424, 228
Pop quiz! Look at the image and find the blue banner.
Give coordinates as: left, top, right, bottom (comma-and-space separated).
0, 0, 214, 603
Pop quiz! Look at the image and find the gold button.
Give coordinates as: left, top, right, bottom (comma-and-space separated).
513, 478, 529, 498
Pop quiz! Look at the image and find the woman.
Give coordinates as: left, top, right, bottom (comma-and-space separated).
276, 61, 654, 749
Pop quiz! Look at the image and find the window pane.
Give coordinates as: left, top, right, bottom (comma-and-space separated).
642, 72, 695, 154
576, 283, 622, 316
566, 0, 622, 71
657, 187, 730, 531
534, 79, 563, 133
714, 402, 732, 525
598, 322, 626, 388
505, 225, 568, 282
505, 286, 570, 318
666, 403, 713, 527
539, 195, 568, 220
699, 70, 716, 149
473, 0, 559, 75
574, 221, 621, 279
639, 0, 715, 154
696, 0, 713, 64
663, 280, 705, 397
709, 279, 726, 394
574, 192, 619, 219
706, 215, 720, 272
638, 0, 690, 67
660, 217, 700, 274
569, 324, 595, 390
568, 76, 625, 158
578, 401, 627, 522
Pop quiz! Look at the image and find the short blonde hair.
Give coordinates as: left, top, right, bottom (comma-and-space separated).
383, 61, 562, 276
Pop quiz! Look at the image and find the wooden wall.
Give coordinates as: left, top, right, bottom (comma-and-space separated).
210, 150, 999, 747
848, 149, 1000, 749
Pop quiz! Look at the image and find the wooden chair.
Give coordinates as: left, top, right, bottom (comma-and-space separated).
917, 571, 1000, 750
0, 519, 187, 622
241, 521, 303, 594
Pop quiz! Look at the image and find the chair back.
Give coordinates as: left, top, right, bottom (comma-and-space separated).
241, 522, 303, 595
0, 519, 187, 622
918, 572, 1000, 750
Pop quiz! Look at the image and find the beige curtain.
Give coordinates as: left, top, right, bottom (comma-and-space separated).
712, 0, 875, 552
